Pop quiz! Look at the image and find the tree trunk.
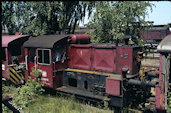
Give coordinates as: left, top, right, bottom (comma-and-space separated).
72, 18, 78, 34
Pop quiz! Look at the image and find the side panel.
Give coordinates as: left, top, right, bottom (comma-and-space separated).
92, 48, 116, 73
69, 45, 92, 70
116, 47, 133, 74
106, 77, 121, 96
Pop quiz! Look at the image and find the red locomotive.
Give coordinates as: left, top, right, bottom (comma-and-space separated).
2, 33, 170, 113
23, 34, 158, 112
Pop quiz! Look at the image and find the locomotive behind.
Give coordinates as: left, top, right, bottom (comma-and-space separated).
2, 33, 30, 84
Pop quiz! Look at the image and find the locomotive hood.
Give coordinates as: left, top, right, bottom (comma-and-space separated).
23, 35, 69, 48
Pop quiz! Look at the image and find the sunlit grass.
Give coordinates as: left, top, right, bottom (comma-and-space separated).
2, 84, 112, 113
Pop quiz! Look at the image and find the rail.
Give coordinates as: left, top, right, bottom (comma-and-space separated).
2, 96, 20, 113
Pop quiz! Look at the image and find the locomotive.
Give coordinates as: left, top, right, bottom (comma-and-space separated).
2, 33, 170, 113
141, 25, 170, 48
2, 34, 30, 84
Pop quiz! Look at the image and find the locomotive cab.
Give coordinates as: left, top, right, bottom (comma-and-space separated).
23, 35, 69, 88
2, 34, 29, 84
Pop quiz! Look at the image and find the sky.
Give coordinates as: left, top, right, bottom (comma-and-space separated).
79, 1, 171, 26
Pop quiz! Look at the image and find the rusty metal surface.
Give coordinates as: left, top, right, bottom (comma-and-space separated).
92, 47, 116, 73
141, 27, 169, 40
68, 44, 141, 74
65, 68, 121, 80
69, 34, 91, 44
69, 45, 92, 70
56, 86, 109, 101
23, 35, 69, 48
157, 34, 171, 53
106, 77, 121, 96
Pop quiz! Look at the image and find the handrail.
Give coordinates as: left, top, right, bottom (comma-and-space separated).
34, 56, 37, 70
25, 55, 28, 70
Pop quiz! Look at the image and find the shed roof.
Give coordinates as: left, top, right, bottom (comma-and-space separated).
23, 35, 69, 48
2, 35, 28, 47
157, 34, 171, 53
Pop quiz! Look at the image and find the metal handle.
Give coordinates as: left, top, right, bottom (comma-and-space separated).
34, 56, 37, 70
25, 55, 28, 70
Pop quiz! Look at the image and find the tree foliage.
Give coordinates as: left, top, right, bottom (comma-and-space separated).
2, 1, 95, 36
87, 1, 154, 44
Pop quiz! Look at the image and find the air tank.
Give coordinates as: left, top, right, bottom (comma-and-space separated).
68, 34, 91, 44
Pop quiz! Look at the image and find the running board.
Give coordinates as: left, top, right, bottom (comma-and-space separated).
56, 86, 110, 102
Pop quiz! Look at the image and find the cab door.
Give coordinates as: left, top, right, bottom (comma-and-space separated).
25, 48, 36, 82
36, 48, 53, 88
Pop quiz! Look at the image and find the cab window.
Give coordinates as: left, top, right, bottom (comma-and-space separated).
37, 49, 51, 65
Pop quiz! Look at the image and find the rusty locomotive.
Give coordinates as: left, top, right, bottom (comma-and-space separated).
2, 33, 171, 113
2, 33, 30, 84
141, 25, 170, 48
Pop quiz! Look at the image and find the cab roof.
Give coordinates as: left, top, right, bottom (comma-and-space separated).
2, 35, 28, 47
157, 34, 171, 53
23, 35, 69, 48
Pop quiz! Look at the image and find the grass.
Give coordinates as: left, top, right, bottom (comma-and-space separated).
2, 83, 112, 113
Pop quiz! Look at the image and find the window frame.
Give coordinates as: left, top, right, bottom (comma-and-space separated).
29, 48, 36, 63
37, 48, 51, 65
2, 47, 7, 61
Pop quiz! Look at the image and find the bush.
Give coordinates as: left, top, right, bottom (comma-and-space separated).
12, 68, 45, 110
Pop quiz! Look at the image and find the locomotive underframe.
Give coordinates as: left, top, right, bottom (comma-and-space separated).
55, 68, 152, 109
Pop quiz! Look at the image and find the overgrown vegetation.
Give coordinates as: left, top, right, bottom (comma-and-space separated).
2, 69, 112, 113
87, 1, 154, 46
12, 77, 45, 110
166, 92, 171, 112
2, 83, 112, 113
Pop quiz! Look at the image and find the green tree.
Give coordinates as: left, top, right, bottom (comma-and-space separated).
2, 1, 95, 36
2, 1, 18, 34
87, 1, 154, 44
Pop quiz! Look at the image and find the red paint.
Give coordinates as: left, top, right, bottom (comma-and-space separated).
155, 86, 165, 110
69, 45, 92, 70
26, 48, 54, 88
92, 46, 116, 72
69, 34, 90, 44
2, 35, 28, 47
106, 77, 121, 96
2, 35, 29, 80
38, 63, 53, 88
68, 44, 140, 74
116, 47, 140, 74
2, 48, 9, 79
